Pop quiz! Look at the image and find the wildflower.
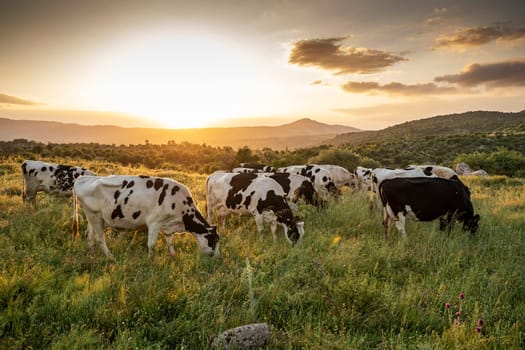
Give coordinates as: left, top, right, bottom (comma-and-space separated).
459, 292, 465, 300
455, 311, 461, 317
475, 326, 482, 333
445, 303, 451, 309
477, 319, 484, 326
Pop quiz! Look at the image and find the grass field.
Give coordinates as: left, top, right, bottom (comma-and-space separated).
0, 158, 524, 349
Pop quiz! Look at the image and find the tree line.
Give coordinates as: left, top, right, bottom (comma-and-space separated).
2, 131, 525, 177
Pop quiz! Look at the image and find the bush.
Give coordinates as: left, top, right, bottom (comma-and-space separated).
454, 148, 525, 177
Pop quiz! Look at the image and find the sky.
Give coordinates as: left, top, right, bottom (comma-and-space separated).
1, 0, 525, 130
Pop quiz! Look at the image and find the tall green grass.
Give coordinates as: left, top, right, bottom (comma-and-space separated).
0, 159, 523, 349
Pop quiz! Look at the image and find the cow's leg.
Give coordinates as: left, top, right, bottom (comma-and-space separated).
85, 213, 114, 259
147, 223, 162, 257
254, 213, 265, 233
163, 233, 176, 256
270, 221, 278, 242
382, 206, 392, 239
395, 213, 407, 239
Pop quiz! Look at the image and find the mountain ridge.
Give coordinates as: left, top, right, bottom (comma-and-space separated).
0, 117, 359, 150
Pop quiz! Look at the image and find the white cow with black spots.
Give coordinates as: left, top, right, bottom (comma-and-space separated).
74, 175, 219, 259
22, 159, 96, 206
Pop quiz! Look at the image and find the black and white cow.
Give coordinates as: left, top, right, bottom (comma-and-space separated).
277, 165, 340, 200
74, 175, 219, 259
206, 172, 304, 245
263, 172, 321, 207
354, 166, 373, 193
316, 164, 356, 189
22, 159, 96, 206
379, 177, 480, 239
239, 163, 276, 173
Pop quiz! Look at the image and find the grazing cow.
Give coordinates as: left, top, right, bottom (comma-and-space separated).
22, 160, 96, 206
74, 175, 219, 259
232, 167, 264, 174
277, 165, 340, 200
316, 164, 356, 189
379, 177, 480, 238
240, 163, 276, 173
206, 172, 304, 245
355, 166, 373, 193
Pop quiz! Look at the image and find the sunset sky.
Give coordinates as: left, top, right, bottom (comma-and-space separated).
1, 0, 525, 130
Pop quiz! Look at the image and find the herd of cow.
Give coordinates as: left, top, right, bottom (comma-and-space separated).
21, 159, 480, 259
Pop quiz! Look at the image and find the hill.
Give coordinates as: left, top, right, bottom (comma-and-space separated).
0, 117, 358, 150
323, 110, 525, 146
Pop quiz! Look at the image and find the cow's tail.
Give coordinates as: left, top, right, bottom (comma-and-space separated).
72, 187, 79, 239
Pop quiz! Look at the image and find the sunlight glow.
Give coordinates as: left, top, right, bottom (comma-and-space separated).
86, 32, 265, 128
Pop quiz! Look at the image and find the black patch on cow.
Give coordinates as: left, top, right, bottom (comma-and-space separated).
113, 190, 121, 203
121, 180, 128, 189
158, 184, 169, 205
204, 229, 220, 249
139, 175, 149, 179
171, 203, 176, 210
126, 180, 135, 188
315, 168, 320, 173
364, 169, 370, 176
49, 166, 54, 172
423, 167, 433, 176
153, 178, 164, 191
74, 173, 80, 178
183, 213, 208, 234
256, 190, 286, 216
22, 162, 27, 175
171, 185, 180, 196
41, 166, 47, 172
226, 173, 257, 209
269, 173, 291, 194
132, 210, 141, 219
322, 176, 328, 182
28, 168, 35, 176
146, 180, 153, 188
243, 190, 255, 209
111, 205, 125, 219
296, 180, 316, 205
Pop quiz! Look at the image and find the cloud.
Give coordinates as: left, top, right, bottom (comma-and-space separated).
435, 25, 525, 50
288, 36, 406, 74
0, 93, 40, 105
434, 59, 525, 87
341, 81, 456, 96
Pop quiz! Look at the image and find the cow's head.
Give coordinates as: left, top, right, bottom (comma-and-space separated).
281, 215, 305, 246
462, 214, 480, 235
195, 226, 220, 256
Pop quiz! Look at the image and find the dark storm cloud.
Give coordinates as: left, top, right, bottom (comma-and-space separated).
0, 93, 40, 105
435, 25, 525, 49
434, 59, 525, 87
341, 81, 456, 96
288, 37, 407, 75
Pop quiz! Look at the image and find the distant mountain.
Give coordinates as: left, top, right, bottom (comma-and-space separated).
323, 110, 525, 146
0, 117, 359, 150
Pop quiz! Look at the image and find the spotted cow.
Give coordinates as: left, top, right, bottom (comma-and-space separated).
206, 172, 304, 245
73, 175, 219, 259
316, 164, 356, 189
22, 160, 96, 206
379, 177, 480, 238
239, 163, 276, 173
354, 166, 373, 193
277, 165, 340, 200
263, 172, 321, 207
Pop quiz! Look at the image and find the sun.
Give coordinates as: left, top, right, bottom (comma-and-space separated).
85, 31, 263, 128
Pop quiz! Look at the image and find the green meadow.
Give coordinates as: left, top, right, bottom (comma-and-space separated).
0, 158, 523, 349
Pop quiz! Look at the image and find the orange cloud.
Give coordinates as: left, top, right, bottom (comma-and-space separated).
435, 25, 525, 50
341, 81, 456, 96
0, 93, 41, 105
288, 36, 406, 74
435, 59, 525, 87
